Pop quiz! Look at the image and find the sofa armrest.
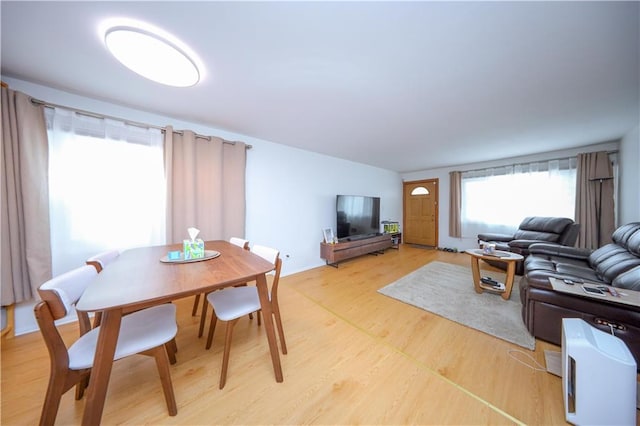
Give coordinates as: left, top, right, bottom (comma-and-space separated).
528, 243, 592, 260
477, 233, 513, 243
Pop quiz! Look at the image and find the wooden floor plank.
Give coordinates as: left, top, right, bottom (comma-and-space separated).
2, 246, 575, 425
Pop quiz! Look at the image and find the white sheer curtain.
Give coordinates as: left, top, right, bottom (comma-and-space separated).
461, 158, 577, 238
46, 108, 166, 275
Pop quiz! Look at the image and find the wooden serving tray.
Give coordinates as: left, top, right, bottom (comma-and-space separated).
160, 250, 221, 264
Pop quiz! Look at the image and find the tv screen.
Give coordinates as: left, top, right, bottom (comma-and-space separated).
336, 195, 381, 240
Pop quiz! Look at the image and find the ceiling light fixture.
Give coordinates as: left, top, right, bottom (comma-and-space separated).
102, 20, 202, 87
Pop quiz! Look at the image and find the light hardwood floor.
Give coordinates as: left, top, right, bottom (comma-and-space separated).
2, 245, 573, 425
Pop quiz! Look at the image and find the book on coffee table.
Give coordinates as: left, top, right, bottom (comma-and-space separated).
479, 277, 505, 292
483, 251, 511, 258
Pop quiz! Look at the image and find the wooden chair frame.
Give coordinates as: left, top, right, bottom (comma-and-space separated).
35, 271, 177, 425
84, 250, 178, 364
195, 238, 251, 337
205, 255, 286, 389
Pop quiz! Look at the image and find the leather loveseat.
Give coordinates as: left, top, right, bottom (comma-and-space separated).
519, 222, 640, 364
477, 216, 579, 275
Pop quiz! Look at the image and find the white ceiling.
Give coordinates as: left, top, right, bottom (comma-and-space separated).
2, 1, 638, 173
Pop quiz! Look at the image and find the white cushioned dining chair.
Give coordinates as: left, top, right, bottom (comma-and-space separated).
85, 249, 120, 328
85, 249, 120, 273
34, 265, 178, 425
205, 244, 287, 389
195, 237, 250, 337
85, 249, 178, 363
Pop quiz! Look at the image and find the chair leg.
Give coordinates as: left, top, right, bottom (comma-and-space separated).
206, 313, 218, 350
151, 345, 178, 416
191, 294, 201, 316
165, 338, 177, 365
198, 297, 209, 337
40, 368, 80, 426
257, 310, 262, 326
272, 307, 287, 355
92, 311, 103, 328
219, 319, 238, 389
168, 336, 178, 354
75, 373, 90, 400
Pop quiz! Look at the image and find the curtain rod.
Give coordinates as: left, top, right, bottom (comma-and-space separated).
459, 150, 618, 175
29, 97, 252, 149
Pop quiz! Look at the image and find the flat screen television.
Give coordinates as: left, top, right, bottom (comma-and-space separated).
336, 195, 381, 241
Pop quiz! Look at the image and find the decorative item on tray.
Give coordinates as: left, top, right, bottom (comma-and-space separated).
482, 242, 496, 255
184, 227, 205, 259
160, 227, 221, 263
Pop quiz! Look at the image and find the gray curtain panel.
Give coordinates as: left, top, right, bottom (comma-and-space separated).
575, 151, 615, 249
1, 87, 52, 305
164, 126, 246, 244
449, 171, 462, 238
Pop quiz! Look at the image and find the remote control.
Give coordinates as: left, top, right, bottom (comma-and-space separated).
481, 276, 499, 286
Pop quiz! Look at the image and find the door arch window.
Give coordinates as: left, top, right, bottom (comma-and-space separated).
411, 186, 429, 196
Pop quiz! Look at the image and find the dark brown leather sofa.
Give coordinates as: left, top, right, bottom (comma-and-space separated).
477, 216, 580, 275
519, 222, 640, 365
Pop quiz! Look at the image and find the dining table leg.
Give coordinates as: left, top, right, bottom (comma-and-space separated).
81, 308, 123, 426
256, 273, 283, 382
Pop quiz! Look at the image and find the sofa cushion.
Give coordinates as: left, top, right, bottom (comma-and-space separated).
588, 224, 640, 282
626, 228, 640, 257
611, 222, 640, 249
524, 259, 602, 287
512, 217, 574, 242
611, 266, 640, 291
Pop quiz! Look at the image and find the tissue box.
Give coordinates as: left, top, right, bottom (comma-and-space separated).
183, 239, 205, 259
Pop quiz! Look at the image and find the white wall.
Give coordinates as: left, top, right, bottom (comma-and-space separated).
246, 139, 401, 275
5, 76, 402, 334
618, 125, 640, 224
401, 140, 620, 251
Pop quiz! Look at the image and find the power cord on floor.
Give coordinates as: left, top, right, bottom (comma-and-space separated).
507, 349, 547, 372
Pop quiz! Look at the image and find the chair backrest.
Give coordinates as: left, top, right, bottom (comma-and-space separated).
251, 245, 282, 299
36, 265, 97, 349
229, 237, 250, 250
86, 249, 120, 273
38, 265, 98, 320
251, 244, 279, 265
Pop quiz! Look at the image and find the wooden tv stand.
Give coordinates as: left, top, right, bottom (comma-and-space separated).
320, 234, 392, 267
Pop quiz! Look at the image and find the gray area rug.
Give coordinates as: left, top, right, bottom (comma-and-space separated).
378, 261, 535, 350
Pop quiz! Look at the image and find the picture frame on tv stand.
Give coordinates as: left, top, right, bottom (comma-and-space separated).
322, 228, 335, 244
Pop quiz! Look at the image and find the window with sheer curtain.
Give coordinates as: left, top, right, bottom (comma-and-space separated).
461, 158, 577, 238
46, 108, 166, 276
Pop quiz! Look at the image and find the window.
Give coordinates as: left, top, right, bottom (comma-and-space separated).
46, 108, 166, 275
411, 186, 429, 195
461, 158, 577, 237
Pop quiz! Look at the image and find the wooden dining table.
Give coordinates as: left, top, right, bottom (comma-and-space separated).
75, 240, 283, 425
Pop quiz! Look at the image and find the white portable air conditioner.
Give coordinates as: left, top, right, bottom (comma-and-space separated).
562, 318, 637, 425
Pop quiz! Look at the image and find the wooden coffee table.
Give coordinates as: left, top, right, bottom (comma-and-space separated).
464, 249, 524, 300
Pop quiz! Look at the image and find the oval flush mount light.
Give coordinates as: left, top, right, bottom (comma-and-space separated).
102, 20, 202, 87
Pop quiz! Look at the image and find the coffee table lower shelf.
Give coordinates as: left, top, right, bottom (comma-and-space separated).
464, 249, 524, 300
479, 283, 506, 293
